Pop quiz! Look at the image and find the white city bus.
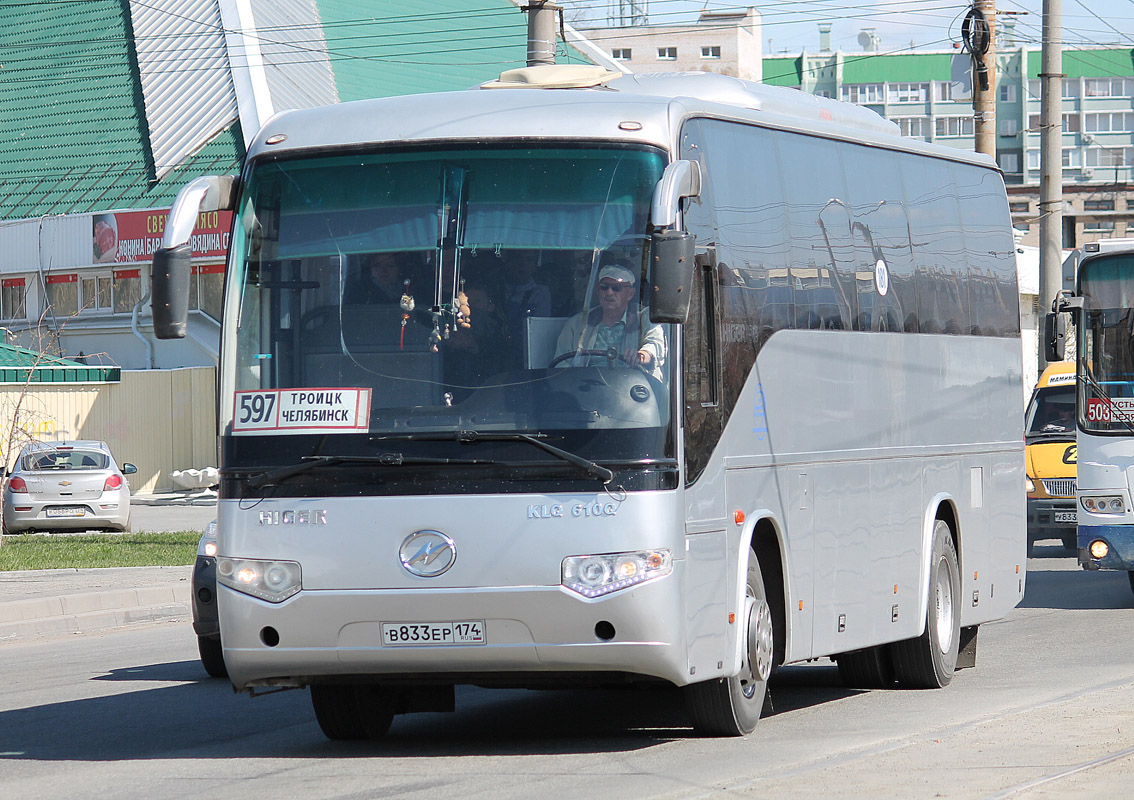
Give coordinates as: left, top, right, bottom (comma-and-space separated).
1049, 239, 1134, 595
154, 67, 1025, 739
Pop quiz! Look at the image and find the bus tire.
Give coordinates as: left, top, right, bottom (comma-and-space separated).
891, 519, 961, 689
311, 684, 395, 740
684, 548, 774, 736
835, 645, 894, 689
196, 635, 227, 678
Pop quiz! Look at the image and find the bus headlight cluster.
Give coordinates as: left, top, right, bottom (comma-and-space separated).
1081, 496, 1126, 515
562, 549, 672, 598
216, 557, 302, 603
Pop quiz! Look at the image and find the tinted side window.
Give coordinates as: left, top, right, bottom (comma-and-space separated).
905, 157, 968, 334
842, 142, 916, 332
780, 131, 854, 332
954, 163, 1020, 336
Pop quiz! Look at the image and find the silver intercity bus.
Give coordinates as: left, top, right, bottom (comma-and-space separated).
154, 66, 1025, 739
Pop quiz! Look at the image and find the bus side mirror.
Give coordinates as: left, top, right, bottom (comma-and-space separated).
649, 230, 696, 324
1044, 312, 1066, 363
151, 175, 236, 339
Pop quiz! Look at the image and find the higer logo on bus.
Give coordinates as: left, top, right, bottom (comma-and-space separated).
258, 510, 328, 526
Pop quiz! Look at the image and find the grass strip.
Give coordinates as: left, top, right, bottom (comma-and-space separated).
0, 532, 198, 571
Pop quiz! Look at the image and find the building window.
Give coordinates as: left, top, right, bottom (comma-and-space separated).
1062, 148, 1083, 168
1084, 219, 1117, 233
935, 116, 974, 137
1028, 113, 1080, 133
887, 82, 929, 103
894, 117, 930, 138
2, 278, 26, 320
1085, 112, 1134, 133
657, 47, 677, 60
44, 273, 78, 317
1086, 147, 1134, 167
1009, 201, 1030, 213
612, 48, 631, 60
933, 81, 956, 102
1000, 152, 1021, 173
700, 46, 721, 59
192, 263, 225, 321
1084, 199, 1116, 211
1085, 77, 1134, 98
112, 268, 143, 314
1000, 119, 1019, 137
999, 84, 1017, 103
79, 273, 113, 313
840, 83, 883, 104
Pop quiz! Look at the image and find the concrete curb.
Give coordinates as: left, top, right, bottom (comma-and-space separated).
0, 566, 193, 643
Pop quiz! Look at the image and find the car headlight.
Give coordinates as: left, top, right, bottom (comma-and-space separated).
1081, 495, 1126, 515
216, 557, 301, 603
197, 519, 218, 558
562, 549, 672, 598
1026, 476, 1035, 493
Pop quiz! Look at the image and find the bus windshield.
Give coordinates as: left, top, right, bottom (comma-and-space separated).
223, 144, 672, 458
1079, 253, 1134, 433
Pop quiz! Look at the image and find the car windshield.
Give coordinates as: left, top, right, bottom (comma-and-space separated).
221, 144, 673, 462
22, 449, 109, 470
1025, 385, 1075, 436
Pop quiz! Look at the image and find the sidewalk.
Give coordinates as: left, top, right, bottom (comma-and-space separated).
0, 565, 193, 643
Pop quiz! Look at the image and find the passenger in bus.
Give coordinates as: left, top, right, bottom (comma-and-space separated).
502, 252, 552, 341
346, 252, 407, 305
553, 264, 665, 379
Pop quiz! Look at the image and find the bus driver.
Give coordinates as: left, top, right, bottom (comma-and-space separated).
553, 264, 666, 379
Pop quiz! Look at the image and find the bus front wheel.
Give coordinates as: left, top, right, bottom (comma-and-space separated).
684, 548, 774, 736
311, 684, 396, 740
891, 519, 961, 688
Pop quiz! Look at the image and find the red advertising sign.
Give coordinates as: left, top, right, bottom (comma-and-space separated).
92, 209, 233, 264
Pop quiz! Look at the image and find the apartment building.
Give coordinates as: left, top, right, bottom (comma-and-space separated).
579, 8, 762, 81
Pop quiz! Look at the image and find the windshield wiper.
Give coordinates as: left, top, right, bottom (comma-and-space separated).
247, 453, 495, 489
372, 430, 615, 484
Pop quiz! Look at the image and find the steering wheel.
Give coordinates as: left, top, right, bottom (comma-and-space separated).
549, 348, 643, 369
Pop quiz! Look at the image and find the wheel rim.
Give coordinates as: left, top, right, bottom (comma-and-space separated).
740, 593, 774, 697
934, 553, 955, 654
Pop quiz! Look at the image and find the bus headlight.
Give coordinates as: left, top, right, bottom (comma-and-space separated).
197, 519, 218, 558
216, 557, 302, 603
1081, 495, 1126, 515
562, 549, 672, 598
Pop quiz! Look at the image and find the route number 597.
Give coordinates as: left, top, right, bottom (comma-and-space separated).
239, 392, 276, 425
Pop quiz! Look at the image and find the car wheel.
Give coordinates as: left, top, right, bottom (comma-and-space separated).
197, 635, 227, 678
684, 547, 774, 736
311, 684, 396, 740
890, 519, 961, 688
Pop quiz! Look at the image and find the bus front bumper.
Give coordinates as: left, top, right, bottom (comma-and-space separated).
218, 570, 704, 692
1078, 525, 1134, 570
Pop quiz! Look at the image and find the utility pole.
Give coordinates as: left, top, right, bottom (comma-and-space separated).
972, 0, 998, 157
524, 2, 561, 67
1038, 0, 1064, 370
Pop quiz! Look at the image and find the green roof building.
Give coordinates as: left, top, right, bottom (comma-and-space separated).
0, 1, 608, 369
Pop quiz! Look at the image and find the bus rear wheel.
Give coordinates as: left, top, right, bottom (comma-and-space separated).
891, 519, 961, 688
836, 645, 894, 689
684, 548, 774, 736
311, 684, 396, 740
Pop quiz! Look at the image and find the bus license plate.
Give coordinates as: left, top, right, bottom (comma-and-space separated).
1054, 511, 1076, 523
382, 621, 486, 646
46, 507, 85, 518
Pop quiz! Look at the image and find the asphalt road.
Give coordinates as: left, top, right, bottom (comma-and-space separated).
2, 544, 1132, 799
130, 504, 216, 534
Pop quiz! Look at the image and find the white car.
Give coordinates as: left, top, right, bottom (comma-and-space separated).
2, 440, 136, 534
